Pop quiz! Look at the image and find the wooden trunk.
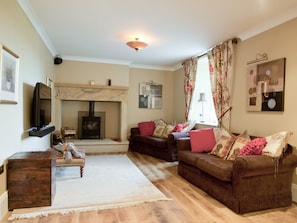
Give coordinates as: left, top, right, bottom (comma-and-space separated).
7, 151, 56, 210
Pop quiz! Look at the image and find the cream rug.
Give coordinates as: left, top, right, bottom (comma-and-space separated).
9, 154, 170, 220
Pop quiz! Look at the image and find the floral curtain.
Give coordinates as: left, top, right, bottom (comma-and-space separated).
182, 57, 198, 121
207, 39, 234, 129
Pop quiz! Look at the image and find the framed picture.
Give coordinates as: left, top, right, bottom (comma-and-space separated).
246, 58, 286, 112
0, 44, 20, 104
138, 82, 162, 109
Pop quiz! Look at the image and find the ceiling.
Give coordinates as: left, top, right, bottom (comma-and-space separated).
18, 0, 297, 71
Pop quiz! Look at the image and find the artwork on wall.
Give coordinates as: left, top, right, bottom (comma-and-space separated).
246, 58, 286, 112
139, 82, 162, 109
0, 44, 19, 104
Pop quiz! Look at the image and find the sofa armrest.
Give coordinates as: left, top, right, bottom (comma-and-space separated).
176, 137, 191, 151
233, 152, 297, 187
130, 127, 140, 138
167, 132, 189, 144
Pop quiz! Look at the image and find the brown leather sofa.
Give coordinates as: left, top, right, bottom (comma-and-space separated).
177, 138, 297, 214
129, 127, 189, 161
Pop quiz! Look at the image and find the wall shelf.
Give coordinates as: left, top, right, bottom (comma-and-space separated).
29, 125, 55, 137
55, 83, 128, 90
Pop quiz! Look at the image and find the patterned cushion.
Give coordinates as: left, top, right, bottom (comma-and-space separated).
213, 126, 234, 142
161, 124, 175, 138
262, 131, 293, 158
153, 124, 166, 138
226, 137, 251, 161
210, 135, 235, 159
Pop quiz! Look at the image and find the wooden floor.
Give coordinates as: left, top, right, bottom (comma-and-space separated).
2, 151, 297, 223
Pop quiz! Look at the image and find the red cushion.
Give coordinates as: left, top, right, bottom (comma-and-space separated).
172, 124, 184, 132
138, 121, 156, 136
189, 128, 216, 152
239, 137, 267, 156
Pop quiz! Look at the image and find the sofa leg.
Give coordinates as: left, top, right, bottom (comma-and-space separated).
80, 166, 84, 177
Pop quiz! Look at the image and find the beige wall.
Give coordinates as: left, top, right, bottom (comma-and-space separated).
55, 61, 175, 138
0, 0, 55, 219
173, 17, 297, 184
231, 17, 297, 184
232, 18, 297, 139
55, 60, 130, 86
173, 67, 186, 123
54, 60, 130, 138
127, 68, 174, 132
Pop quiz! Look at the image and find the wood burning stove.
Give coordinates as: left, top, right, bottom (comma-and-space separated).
81, 101, 101, 139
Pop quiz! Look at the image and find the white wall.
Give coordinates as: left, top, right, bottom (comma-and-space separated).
0, 1, 55, 219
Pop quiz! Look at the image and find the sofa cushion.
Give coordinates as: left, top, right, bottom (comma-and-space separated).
226, 137, 251, 161
138, 121, 155, 136
179, 150, 233, 182
145, 136, 167, 148
239, 137, 267, 156
262, 131, 293, 158
161, 124, 175, 138
197, 153, 233, 182
178, 150, 202, 166
153, 124, 166, 138
210, 135, 235, 159
213, 126, 234, 142
172, 124, 184, 132
181, 120, 196, 132
189, 128, 216, 153
133, 135, 167, 149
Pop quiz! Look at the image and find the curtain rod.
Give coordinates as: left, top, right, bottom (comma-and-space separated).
196, 38, 238, 59
181, 38, 238, 65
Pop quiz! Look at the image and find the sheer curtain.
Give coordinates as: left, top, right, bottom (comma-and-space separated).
182, 57, 198, 121
207, 39, 234, 129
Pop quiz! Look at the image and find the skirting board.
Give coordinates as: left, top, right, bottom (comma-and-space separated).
0, 191, 8, 221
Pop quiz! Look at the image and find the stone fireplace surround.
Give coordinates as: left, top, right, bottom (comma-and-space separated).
54, 83, 129, 153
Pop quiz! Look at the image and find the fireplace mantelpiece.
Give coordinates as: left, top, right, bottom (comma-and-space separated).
54, 83, 128, 142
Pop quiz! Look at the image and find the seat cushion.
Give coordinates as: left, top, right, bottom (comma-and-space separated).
179, 151, 233, 182
133, 135, 167, 149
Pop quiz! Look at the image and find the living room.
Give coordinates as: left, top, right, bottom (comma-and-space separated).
1, 0, 297, 222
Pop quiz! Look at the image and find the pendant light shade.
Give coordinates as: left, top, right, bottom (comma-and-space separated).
126, 38, 148, 51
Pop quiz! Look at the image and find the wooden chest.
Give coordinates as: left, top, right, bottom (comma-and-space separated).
7, 151, 56, 210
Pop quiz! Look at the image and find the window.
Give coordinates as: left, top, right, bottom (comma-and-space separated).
188, 55, 218, 126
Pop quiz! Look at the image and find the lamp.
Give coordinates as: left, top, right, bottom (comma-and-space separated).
126, 38, 148, 51
198, 93, 206, 123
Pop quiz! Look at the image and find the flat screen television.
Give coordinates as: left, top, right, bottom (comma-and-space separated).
31, 82, 52, 130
